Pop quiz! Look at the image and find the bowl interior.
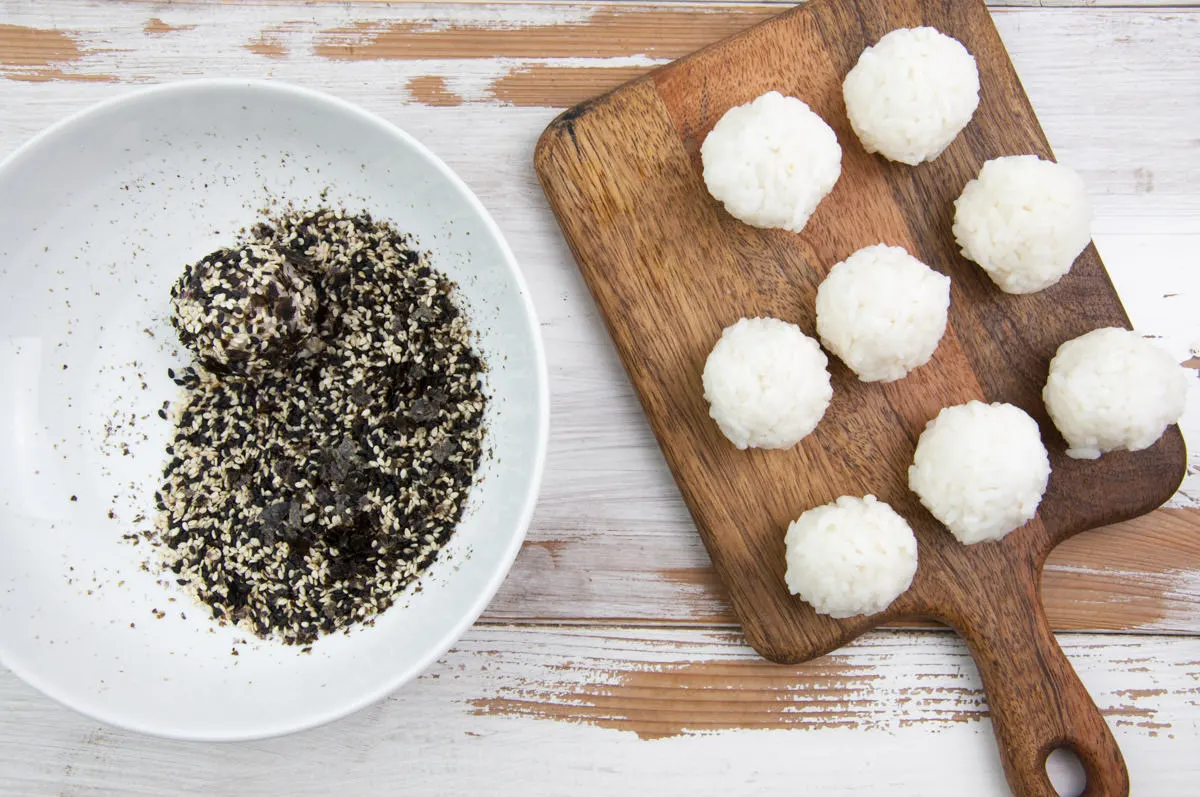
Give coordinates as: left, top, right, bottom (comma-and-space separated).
0, 81, 546, 740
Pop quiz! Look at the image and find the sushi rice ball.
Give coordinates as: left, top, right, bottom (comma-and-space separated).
1043, 327, 1189, 459
702, 317, 833, 450
816, 243, 951, 382
842, 27, 980, 166
701, 91, 842, 233
909, 401, 1051, 544
784, 495, 918, 619
953, 155, 1092, 294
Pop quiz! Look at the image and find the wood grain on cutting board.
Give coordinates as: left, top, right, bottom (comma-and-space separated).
535, 0, 1186, 792
536, 0, 1184, 665
1, 2, 1198, 795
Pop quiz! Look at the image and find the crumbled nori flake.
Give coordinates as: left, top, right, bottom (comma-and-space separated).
156, 208, 487, 645
169, 240, 319, 377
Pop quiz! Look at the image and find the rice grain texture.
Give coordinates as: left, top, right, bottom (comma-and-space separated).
784, 495, 918, 619
702, 316, 832, 450
816, 243, 951, 382
842, 27, 980, 166
908, 401, 1050, 544
1043, 327, 1189, 459
953, 155, 1092, 294
700, 91, 842, 233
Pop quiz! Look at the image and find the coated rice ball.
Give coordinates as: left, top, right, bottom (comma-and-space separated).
784, 495, 918, 619
953, 155, 1092, 294
1043, 327, 1189, 460
842, 27, 980, 166
702, 317, 833, 450
701, 91, 842, 233
908, 401, 1051, 544
816, 243, 951, 382
171, 244, 318, 376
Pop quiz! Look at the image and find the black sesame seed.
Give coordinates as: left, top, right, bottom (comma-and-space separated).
153, 208, 486, 646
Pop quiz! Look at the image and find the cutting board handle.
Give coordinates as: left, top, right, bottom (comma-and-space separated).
951, 558, 1129, 797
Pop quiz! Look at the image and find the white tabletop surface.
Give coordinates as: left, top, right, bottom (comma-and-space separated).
0, 1, 1197, 794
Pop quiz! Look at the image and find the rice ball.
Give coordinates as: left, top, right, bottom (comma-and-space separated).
701, 91, 842, 233
909, 401, 1050, 544
842, 27, 980, 166
1044, 327, 1189, 460
784, 495, 918, 619
702, 317, 833, 450
816, 244, 951, 382
171, 244, 318, 376
953, 155, 1092, 294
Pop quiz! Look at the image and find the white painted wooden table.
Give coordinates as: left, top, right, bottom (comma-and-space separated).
1, 2, 1198, 794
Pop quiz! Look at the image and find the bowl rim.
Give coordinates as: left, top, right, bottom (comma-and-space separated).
0, 78, 550, 741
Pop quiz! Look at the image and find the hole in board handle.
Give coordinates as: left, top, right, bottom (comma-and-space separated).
1046, 746, 1087, 797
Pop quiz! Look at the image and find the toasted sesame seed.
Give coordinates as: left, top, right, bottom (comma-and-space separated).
154, 208, 487, 646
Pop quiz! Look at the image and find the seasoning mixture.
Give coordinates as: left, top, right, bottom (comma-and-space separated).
157, 208, 486, 645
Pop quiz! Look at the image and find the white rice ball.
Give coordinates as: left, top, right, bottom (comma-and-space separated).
702, 317, 833, 450
1044, 327, 1189, 460
842, 27, 980, 166
784, 495, 918, 619
816, 243, 951, 382
701, 91, 842, 233
908, 401, 1050, 544
953, 155, 1092, 294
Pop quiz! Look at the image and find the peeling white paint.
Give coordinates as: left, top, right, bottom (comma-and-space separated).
1152, 568, 1200, 631
2, 627, 1198, 795
0, 4, 1198, 792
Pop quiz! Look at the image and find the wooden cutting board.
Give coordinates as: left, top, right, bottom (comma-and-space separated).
533, 0, 1186, 794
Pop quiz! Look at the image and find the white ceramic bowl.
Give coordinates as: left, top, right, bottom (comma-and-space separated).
0, 80, 548, 740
